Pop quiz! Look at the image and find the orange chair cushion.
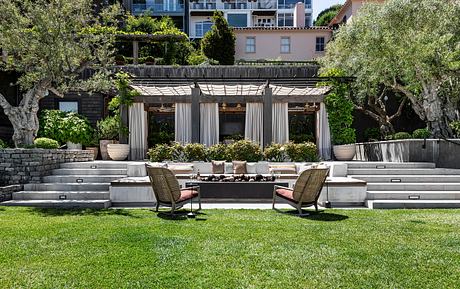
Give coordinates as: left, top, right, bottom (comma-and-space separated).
178, 189, 199, 202
276, 188, 295, 201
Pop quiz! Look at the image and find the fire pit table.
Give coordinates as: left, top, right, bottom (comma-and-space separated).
186, 175, 289, 199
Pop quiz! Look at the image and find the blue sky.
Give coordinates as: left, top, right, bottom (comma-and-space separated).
313, 0, 346, 20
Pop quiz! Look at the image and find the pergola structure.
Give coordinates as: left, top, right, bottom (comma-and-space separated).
127, 75, 334, 160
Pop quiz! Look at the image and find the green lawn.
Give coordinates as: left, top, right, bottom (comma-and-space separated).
0, 207, 459, 288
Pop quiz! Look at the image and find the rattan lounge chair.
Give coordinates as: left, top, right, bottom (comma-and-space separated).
272, 167, 329, 215
146, 165, 201, 214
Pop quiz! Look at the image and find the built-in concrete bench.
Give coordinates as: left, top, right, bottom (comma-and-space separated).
110, 161, 367, 207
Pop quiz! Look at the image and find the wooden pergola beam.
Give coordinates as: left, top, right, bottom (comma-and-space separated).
133, 95, 324, 103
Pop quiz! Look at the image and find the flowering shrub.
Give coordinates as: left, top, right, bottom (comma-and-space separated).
183, 143, 207, 161
263, 143, 290, 162
284, 142, 319, 162
206, 143, 228, 161
226, 140, 263, 162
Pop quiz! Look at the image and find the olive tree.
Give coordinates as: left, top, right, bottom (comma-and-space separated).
0, 0, 119, 147
321, 0, 460, 137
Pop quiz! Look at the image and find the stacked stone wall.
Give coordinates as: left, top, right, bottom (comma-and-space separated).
0, 149, 93, 186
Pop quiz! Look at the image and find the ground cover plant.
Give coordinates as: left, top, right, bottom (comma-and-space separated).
0, 207, 459, 288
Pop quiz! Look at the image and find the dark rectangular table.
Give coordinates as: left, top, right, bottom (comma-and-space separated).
186, 181, 289, 199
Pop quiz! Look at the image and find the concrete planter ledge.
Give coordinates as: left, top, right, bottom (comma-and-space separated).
354, 139, 460, 169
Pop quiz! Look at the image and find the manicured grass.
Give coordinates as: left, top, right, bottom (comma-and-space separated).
0, 207, 459, 288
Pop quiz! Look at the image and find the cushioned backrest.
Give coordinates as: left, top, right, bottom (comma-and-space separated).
292, 168, 329, 203
146, 166, 181, 202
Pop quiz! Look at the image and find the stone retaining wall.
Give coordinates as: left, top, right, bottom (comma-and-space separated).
0, 184, 22, 202
0, 149, 94, 186
355, 139, 460, 169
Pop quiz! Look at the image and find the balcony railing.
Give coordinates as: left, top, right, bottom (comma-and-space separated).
190, 2, 217, 9
132, 3, 184, 14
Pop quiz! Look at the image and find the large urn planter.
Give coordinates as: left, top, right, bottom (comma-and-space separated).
107, 144, 130, 161
67, 142, 82, 150
333, 144, 356, 161
100, 140, 117, 160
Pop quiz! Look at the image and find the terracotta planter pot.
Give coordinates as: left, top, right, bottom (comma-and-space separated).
86, 147, 99, 160
107, 144, 130, 161
333, 144, 356, 161
99, 140, 117, 160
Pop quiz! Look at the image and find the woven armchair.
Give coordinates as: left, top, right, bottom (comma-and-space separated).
146, 165, 201, 214
272, 167, 329, 214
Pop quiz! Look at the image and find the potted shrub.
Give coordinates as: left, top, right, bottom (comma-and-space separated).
62, 112, 93, 150
321, 69, 357, 161
97, 115, 120, 160
144, 56, 155, 65
104, 72, 136, 161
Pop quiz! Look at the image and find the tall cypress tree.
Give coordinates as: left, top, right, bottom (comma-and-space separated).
201, 11, 235, 65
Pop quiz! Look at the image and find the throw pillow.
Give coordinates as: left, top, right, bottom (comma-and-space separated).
212, 160, 225, 174
233, 161, 247, 174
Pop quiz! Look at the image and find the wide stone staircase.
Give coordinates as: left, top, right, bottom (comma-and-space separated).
348, 162, 460, 209
2, 161, 127, 208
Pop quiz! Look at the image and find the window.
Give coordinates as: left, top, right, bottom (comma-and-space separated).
280, 37, 290, 54
195, 21, 213, 37
245, 37, 256, 53
58, 101, 79, 113
278, 13, 293, 27
305, 12, 312, 27
278, 0, 311, 9
227, 14, 248, 28
316, 37, 325, 52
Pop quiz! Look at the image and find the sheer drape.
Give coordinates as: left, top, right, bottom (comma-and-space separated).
200, 103, 219, 146
316, 102, 332, 160
272, 102, 289, 144
245, 103, 263, 146
175, 103, 192, 144
129, 103, 148, 160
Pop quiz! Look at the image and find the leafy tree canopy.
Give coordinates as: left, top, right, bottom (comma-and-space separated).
321, 0, 460, 137
314, 4, 343, 26
201, 11, 236, 65
0, 0, 120, 146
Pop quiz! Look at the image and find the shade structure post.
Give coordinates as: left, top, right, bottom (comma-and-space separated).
263, 87, 273, 147
132, 41, 139, 65
191, 87, 200, 143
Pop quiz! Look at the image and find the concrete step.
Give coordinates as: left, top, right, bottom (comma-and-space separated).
346, 162, 436, 169
13, 191, 109, 200
351, 175, 460, 183
367, 191, 460, 200
52, 168, 127, 175
366, 199, 460, 209
348, 168, 460, 175
1, 200, 111, 209
42, 175, 125, 183
60, 161, 130, 169
367, 183, 460, 191
24, 183, 110, 191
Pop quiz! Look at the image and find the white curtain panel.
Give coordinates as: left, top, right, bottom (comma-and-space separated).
245, 103, 264, 146
272, 102, 289, 144
129, 103, 148, 160
174, 103, 192, 144
200, 103, 219, 147
316, 102, 332, 160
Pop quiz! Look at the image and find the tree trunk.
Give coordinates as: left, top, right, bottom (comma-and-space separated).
421, 84, 457, 138
0, 81, 49, 147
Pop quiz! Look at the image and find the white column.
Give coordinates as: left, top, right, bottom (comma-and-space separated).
175, 103, 192, 144
129, 103, 148, 160
272, 102, 289, 144
245, 102, 264, 146
316, 102, 332, 160
200, 103, 219, 146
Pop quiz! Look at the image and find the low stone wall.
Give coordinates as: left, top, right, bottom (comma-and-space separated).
0, 184, 21, 202
355, 139, 460, 168
0, 149, 94, 186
